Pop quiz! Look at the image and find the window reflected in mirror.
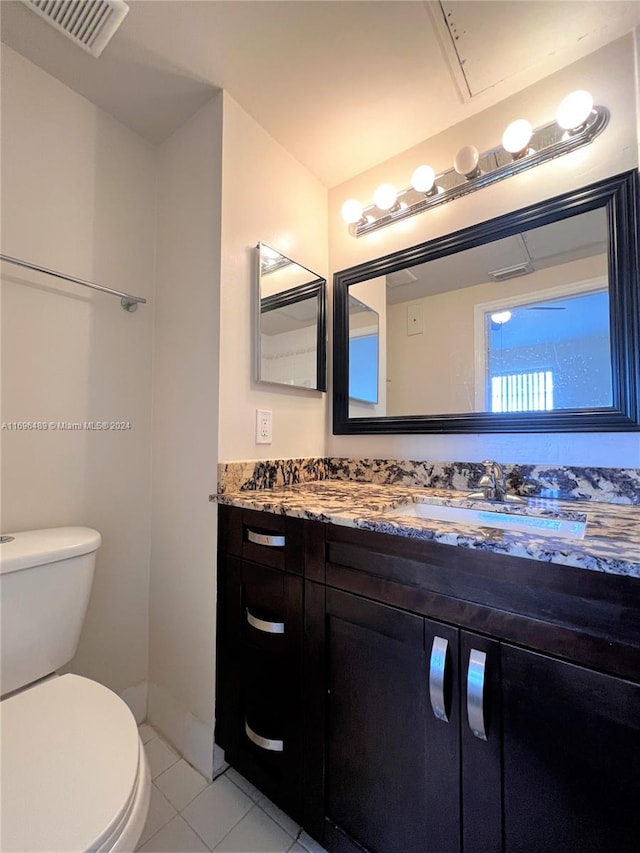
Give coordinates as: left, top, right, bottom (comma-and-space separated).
485, 289, 611, 413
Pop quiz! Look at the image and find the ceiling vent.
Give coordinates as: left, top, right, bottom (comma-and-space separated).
387, 268, 418, 288
20, 0, 129, 58
487, 262, 534, 282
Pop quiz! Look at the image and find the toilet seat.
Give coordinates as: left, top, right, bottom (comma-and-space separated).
0, 674, 150, 852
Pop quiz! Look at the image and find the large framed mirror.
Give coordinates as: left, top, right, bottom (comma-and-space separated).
333, 170, 639, 433
256, 243, 326, 391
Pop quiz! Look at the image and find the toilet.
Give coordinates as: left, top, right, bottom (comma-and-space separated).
0, 527, 151, 852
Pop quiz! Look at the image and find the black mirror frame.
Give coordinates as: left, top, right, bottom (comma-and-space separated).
260, 278, 327, 392
333, 170, 640, 434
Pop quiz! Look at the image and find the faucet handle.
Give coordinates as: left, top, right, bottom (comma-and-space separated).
481, 459, 504, 478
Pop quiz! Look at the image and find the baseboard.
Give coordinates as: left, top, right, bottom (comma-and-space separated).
147, 680, 215, 780
119, 680, 148, 724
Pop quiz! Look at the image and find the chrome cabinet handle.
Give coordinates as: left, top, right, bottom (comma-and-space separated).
246, 529, 285, 548
244, 720, 283, 752
467, 649, 488, 741
246, 608, 285, 634
429, 636, 449, 722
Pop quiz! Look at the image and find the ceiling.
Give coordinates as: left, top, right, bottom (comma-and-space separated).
384, 207, 608, 303
1, 1, 639, 187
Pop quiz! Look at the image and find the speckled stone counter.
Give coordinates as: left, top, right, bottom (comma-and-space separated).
216, 480, 640, 579
218, 457, 640, 504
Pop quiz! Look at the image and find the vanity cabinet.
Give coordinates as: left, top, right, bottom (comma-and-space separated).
305, 587, 461, 853
217, 506, 640, 853
498, 643, 640, 853
215, 506, 312, 821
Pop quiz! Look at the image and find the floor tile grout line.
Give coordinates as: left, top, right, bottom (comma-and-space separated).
170, 774, 217, 815
192, 799, 257, 852
220, 766, 264, 804
177, 810, 217, 853
141, 734, 310, 851
177, 769, 259, 851
154, 762, 210, 813
135, 783, 179, 851
254, 801, 301, 840
214, 766, 302, 843
136, 809, 181, 852
140, 789, 215, 853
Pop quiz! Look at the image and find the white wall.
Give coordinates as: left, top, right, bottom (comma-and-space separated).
149, 95, 223, 778
219, 92, 328, 462
261, 324, 318, 389
328, 36, 640, 467
0, 47, 156, 713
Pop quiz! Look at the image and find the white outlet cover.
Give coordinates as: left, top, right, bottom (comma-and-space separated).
256, 409, 272, 444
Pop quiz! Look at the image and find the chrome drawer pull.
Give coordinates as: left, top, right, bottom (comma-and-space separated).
467, 649, 488, 741
247, 529, 285, 548
429, 636, 449, 722
246, 608, 285, 634
244, 720, 283, 752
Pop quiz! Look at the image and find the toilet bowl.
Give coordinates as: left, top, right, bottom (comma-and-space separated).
0, 528, 151, 852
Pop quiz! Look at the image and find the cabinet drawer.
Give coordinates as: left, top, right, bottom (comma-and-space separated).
241, 561, 302, 654
219, 505, 307, 575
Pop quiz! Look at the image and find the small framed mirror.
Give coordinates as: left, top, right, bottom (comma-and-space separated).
256, 243, 326, 391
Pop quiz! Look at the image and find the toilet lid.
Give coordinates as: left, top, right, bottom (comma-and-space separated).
1, 674, 141, 852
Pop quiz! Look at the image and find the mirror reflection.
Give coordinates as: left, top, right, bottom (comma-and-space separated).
348, 208, 610, 418
348, 295, 379, 407
257, 243, 326, 391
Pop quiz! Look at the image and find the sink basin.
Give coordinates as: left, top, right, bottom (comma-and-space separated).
387, 500, 587, 539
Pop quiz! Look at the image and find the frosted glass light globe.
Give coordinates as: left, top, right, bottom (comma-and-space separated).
411, 165, 436, 193
341, 198, 364, 225
373, 183, 398, 211
491, 310, 512, 325
502, 119, 533, 155
556, 90, 593, 131
454, 145, 480, 177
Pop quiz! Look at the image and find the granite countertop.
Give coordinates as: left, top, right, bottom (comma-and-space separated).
216, 481, 640, 579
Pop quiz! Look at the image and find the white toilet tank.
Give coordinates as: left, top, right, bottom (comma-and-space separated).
0, 527, 101, 698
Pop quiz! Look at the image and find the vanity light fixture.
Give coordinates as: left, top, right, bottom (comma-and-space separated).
373, 183, 399, 211
453, 145, 481, 179
341, 198, 365, 225
411, 164, 438, 195
342, 90, 607, 237
502, 119, 534, 159
556, 90, 594, 133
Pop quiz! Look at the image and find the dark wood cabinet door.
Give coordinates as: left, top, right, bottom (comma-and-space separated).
318, 588, 460, 853
460, 631, 503, 853
501, 644, 640, 853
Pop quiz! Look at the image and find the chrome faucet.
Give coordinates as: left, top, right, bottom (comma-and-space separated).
469, 460, 524, 503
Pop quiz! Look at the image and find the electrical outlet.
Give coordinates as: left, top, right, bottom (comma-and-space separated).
256, 409, 272, 444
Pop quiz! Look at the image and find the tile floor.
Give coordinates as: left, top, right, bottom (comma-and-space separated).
137, 723, 327, 853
